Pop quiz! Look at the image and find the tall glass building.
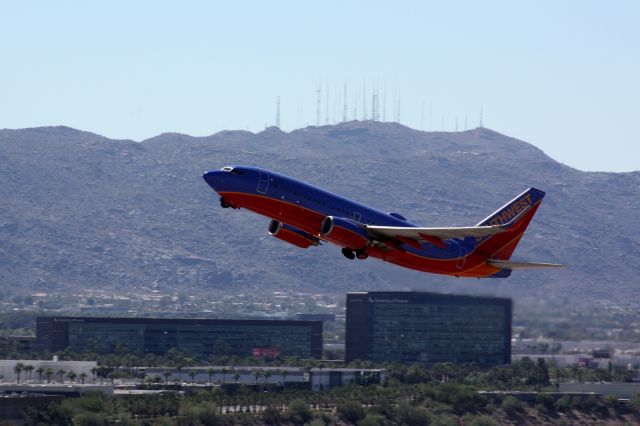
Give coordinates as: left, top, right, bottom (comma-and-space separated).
37, 316, 322, 359
346, 292, 511, 366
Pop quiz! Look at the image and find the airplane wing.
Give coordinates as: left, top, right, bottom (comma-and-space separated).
365, 224, 507, 249
367, 225, 506, 240
487, 259, 564, 269
365, 205, 531, 249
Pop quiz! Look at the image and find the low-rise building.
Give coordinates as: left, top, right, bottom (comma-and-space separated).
37, 316, 322, 359
310, 368, 386, 391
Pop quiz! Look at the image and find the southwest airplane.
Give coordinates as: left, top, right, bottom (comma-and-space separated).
203, 166, 561, 278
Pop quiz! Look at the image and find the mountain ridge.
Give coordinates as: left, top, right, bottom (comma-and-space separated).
1, 122, 638, 307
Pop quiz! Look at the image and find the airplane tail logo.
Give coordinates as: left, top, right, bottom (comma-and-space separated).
475, 188, 545, 260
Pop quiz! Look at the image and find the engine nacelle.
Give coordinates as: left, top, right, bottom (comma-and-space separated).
268, 220, 319, 249
320, 216, 369, 249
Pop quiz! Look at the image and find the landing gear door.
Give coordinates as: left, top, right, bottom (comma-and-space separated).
257, 172, 270, 194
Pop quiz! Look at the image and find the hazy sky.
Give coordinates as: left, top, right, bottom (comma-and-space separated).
2, 1, 638, 172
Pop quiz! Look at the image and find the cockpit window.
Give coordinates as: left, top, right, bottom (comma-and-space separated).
220, 166, 244, 175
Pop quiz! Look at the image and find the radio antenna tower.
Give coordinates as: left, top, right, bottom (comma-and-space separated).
479, 106, 484, 128
429, 101, 433, 130
315, 83, 321, 126
353, 91, 358, 120
362, 80, 367, 120
371, 91, 376, 121
275, 96, 281, 128
396, 89, 401, 123
343, 83, 347, 122
382, 83, 387, 121
325, 81, 330, 124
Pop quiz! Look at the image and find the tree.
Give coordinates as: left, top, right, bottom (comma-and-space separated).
79, 372, 88, 384
36, 367, 44, 384
57, 369, 66, 383
221, 367, 228, 384
207, 367, 215, 384
23, 364, 34, 382
396, 402, 432, 426
337, 400, 365, 424
253, 369, 263, 387
67, 370, 77, 383
501, 395, 525, 416
262, 406, 283, 425
630, 393, 640, 414
359, 414, 387, 426
45, 368, 53, 383
189, 370, 196, 384
175, 365, 183, 383
535, 358, 550, 390
234, 372, 241, 384
287, 399, 312, 425
163, 370, 172, 385
14, 362, 25, 383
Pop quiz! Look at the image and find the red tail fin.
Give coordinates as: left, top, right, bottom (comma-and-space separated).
476, 188, 545, 260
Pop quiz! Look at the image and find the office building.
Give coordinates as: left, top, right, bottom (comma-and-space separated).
346, 291, 511, 366
37, 316, 322, 359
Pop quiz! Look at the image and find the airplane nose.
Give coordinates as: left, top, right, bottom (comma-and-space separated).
203, 171, 222, 189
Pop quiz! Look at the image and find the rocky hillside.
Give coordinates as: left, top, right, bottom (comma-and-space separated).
1, 122, 638, 307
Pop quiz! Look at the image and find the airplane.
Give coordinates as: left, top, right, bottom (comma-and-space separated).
203, 165, 562, 278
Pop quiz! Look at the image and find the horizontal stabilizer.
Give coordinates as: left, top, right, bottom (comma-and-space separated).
488, 259, 564, 269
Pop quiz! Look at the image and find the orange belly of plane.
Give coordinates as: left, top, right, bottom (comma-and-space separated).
219, 191, 501, 278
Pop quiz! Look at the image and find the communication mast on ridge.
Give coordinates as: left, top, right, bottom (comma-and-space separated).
343, 83, 347, 123
362, 80, 367, 121
479, 106, 484, 128
315, 83, 321, 126
275, 96, 281, 128
382, 84, 387, 122
325, 82, 330, 125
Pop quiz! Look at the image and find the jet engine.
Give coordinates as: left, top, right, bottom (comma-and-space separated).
320, 216, 369, 249
268, 220, 319, 249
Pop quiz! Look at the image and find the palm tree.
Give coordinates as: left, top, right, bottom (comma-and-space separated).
14, 362, 25, 383
163, 370, 171, 385
175, 365, 183, 383
233, 372, 241, 384
36, 367, 44, 384
23, 364, 34, 383
57, 369, 66, 383
253, 369, 262, 387
79, 372, 87, 384
90, 367, 97, 383
189, 370, 196, 384
264, 370, 272, 388
221, 368, 228, 384
207, 367, 215, 384
45, 368, 53, 383
281, 370, 289, 387
67, 370, 77, 383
